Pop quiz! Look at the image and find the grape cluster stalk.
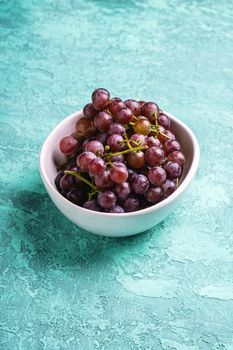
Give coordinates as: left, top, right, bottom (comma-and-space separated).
55, 88, 185, 213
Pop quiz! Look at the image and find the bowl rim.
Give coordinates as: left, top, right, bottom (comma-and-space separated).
39, 110, 200, 217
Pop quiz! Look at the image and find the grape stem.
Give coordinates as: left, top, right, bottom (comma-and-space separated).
64, 170, 99, 192
103, 144, 148, 158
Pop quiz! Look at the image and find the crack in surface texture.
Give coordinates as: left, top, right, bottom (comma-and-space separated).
0, 0, 233, 349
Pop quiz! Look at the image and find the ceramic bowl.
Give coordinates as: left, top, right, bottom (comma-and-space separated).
39, 110, 200, 237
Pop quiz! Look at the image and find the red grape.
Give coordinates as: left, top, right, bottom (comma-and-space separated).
83, 103, 97, 119
114, 182, 131, 200
131, 174, 149, 194
97, 190, 116, 209
84, 200, 102, 211
110, 162, 128, 184
109, 99, 125, 115
147, 136, 161, 148
116, 108, 133, 125
77, 151, 96, 171
164, 161, 182, 178
141, 102, 159, 122
134, 118, 151, 135
76, 118, 96, 138
158, 113, 170, 129
89, 157, 106, 175
109, 205, 125, 213
92, 88, 110, 111
162, 180, 176, 198
145, 146, 164, 166
145, 187, 163, 203
168, 151, 185, 166
94, 171, 113, 189
59, 136, 79, 156
107, 134, 126, 152
94, 111, 113, 132
148, 166, 167, 186
124, 99, 141, 116
123, 196, 140, 212
127, 151, 145, 169
130, 134, 147, 147
163, 140, 181, 155
108, 123, 125, 136
84, 140, 104, 155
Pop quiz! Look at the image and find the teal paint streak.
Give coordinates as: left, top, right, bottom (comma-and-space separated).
0, 0, 233, 349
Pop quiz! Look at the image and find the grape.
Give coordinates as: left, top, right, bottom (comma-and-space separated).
163, 140, 181, 155
158, 113, 170, 129
108, 123, 125, 136
138, 100, 145, 107
114, 182, 131, 200
84, 140, 104, 156
148, 167, 167, 186
94, 111, 113, 132
55, 171, 64, 191
158, 128, 175, 143
124, 99, 141, 116
109, 205, 125, 213
76, 118, 96, 138
141, 102, 159, 122
67, 188, 87, 205
84, 200, 102, 211
168, 151, 185, 166
83, 103, 97, 119
111, 154, 125, 163
96, 132, 108, 145
97, 190, 116, 209
94, 171, 113, 189
92, 88, 110, 111
127, 151, 145, 169
134, 118, 151, 135
77, 151, 96, 171
110, 162, 128, 184
60, 174, 75, 192
147, 136, 161, 148
116, 108, 133, 125
162, 180, 176, 198
128, 168, 136, 182
164, 161, 182, 178
89, 157, 106, 175
109, 98, 125, 115
131, 174, 149, 194
82, 137, 95, 149
145, 187, 163, 203
107, 134, 126, 152
145, 146, 164, 166
59, 136, 79, 156
123, 196, 140, 212
130, 134, 147, 147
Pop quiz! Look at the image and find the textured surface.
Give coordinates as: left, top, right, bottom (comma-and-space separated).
0, 0, 233, 349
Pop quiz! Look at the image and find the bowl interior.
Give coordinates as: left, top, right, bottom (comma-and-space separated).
40, 111, 195, 197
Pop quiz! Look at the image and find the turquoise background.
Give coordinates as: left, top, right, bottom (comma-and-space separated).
0, 0, 233, 349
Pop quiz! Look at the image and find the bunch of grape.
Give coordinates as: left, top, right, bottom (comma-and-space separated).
55, 88, 185, 213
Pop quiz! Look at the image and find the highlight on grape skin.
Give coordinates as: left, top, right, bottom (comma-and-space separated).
55, 88, 186, 213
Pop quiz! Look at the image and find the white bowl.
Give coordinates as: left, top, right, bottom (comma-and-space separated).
39, 110, 200, 237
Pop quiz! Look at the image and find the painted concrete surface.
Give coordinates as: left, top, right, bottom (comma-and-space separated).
0, 0, 233, 349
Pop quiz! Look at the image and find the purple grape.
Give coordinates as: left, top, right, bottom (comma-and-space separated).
108, 123, 125, 136
124, 99, 141, 116
141, 102, 159, 122
92, 88, 110, 111
96, 132, 108, 145
67, 188, 87, 205
164, 161, 182, 178
109, 205, 125, 213
147, 136, 161, 148
76, 118, 96, 138
130, 133, 147, 147
127, 151, 145, 169
55, 171, 64, 191
83, 103, 97, 119
111, 154, 125, 163
114, 182, 131, 200
145, 146, 164, 166
110, 162, 128, 184
94, 171, 113, 189
163, 140, 181, 155
158, 113, 170, 129
123, 196, 140, 212
59, 136, 79, 156
107, 134, 126, 152
109, 98, 125, 115
94, 111, 113, 132
116, 108, 133, 125
131, 174, 149, 194
89, 157, 106, 175
145, 187, 163, 203
97, 190, 117, 209
148, 167, 167, 186
84, 140, 104, 156
168, 151, 185, 166
77, 151, 96, 171
162, 180, 176, 198
60, 174, 75, 192
84, 200, 102, 211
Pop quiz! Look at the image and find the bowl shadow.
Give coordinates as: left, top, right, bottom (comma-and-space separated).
11, 181, 164, 271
